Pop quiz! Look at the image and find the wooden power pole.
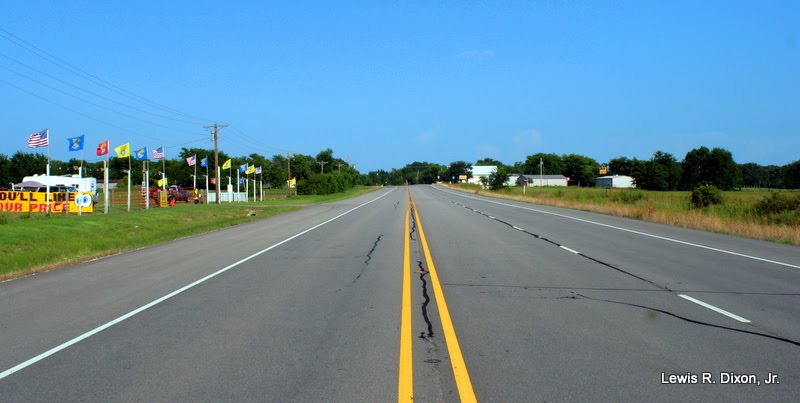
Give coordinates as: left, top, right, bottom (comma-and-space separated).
203, 123, 227, 204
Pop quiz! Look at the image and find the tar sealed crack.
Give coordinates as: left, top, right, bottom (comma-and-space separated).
574, 293, 800, 348
436, 193, 670, 291
416, 260, 434, 339
351, 234, 383, 284
409, 205, 417, 240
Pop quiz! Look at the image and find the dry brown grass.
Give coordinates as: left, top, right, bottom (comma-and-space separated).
442, 185, 800, 246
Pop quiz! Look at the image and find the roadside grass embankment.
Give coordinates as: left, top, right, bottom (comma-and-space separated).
445, 184, 800, 246
0, 186, 379, 281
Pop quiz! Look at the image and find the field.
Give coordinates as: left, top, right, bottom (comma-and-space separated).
448, 184, 800, 246
0, 186, 378, 280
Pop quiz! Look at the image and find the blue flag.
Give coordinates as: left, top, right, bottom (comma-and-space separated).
239, 163, 247, 173
67, 135, 84, 152
134, 147, 148, 161
200, 157, 208, 168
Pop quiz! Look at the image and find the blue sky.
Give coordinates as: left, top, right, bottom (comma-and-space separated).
1, 1, 797, 172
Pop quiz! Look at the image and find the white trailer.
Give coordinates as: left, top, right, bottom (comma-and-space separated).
19, 174, 97, 197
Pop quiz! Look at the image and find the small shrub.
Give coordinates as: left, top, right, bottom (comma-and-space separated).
690, 185, 723, 208
0, 213, 8, 225
755, 192, 800, 215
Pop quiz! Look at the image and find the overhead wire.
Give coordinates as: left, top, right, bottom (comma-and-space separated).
0, 26, 216, 123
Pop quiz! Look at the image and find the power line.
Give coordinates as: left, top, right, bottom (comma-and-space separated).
0, 26, 216, 123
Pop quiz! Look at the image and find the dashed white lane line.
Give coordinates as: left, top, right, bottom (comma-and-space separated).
559, 245, 580, 254
434, 186, 800, 270
678, 294, 751, 323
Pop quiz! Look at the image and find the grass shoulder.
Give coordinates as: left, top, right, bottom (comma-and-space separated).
0, 186, 380, 281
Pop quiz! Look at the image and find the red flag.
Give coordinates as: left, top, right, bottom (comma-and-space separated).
96, 140, 109, 156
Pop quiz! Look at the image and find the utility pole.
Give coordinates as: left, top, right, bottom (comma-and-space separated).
204, 123, 228, 204
318, 161, 329, 174
335, 163, 342, 175
287, 153, 292, 198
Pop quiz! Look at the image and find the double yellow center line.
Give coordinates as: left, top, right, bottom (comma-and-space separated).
399, 190, 477, 402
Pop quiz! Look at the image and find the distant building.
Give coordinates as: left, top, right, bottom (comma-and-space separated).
595, 175, 636, 188
517, 174, 569, 187
468, 165, 497, 185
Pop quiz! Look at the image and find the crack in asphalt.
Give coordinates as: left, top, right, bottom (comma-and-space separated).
409, 204, 417, 241
416, 260, 435, 339
437, 193, 670, 291
351, 234, 383, 285
574, 293, 800, 348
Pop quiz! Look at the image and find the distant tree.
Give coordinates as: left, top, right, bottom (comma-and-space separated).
562, 154, 599, 187
475, 157, 505, 169
681, 147, 740, 190
608, 156, 635, 176
0, 154, 11, 188
522, 153, 563, 175
488, 166, 510, 190
445, 161, 472, 183
9, 151, 49, 183
784, 160, 800, 189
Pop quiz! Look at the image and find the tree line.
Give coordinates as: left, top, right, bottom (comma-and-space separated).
0, 148, 362, 195
364, 147, 800, 191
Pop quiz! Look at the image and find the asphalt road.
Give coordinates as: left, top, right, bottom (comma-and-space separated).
1, 185, 798, 402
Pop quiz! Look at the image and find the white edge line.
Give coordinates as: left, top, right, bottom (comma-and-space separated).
678, 294, 751, 323
0, 188, 396, 380
560, 245, 580, 254
434, 186, 800, 270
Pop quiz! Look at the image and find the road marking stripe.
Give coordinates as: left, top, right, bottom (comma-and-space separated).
560, 245, 580, 254
410, 192, 478, 403
678, 294, 751, 323
435, 186, 800, 270
398, 191, 413, 402
0, 188, 396, 381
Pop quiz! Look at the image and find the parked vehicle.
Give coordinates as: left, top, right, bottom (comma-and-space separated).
149, 185, 191, 205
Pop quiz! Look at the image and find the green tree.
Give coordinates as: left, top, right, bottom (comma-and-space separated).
475, 157, 505, 169
608, 156, 635, 176
445, 161, 472, 183
631, 151, 681, 191
562, 154, 599, 187
681, 147, 740, 190
784, 160, 800, 189
522, 153, 563, 175
488, 166, 510, 190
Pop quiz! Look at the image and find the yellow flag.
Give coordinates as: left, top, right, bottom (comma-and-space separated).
246, 164, 255, 174
157, 178, 167, 187
222, 159, 231, 170
114, 143, 131, 158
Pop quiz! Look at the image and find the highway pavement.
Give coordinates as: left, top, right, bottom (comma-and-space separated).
1, 185, 798, 402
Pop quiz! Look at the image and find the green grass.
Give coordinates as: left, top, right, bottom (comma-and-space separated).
0, 186, 379, 279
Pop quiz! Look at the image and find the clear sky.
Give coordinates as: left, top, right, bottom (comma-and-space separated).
1, 1, 797, 172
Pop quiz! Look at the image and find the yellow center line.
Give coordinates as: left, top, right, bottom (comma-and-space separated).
398, 190, 413, 402
410, 191, 477, 403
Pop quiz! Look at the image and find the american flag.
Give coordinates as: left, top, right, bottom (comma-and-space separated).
152, 147, 164, 160
27, 129, 49, 148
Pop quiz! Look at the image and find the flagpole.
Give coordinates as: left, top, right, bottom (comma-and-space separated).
144, 160, 150, 210
46, 130, 51, 215
228, 165, 232, 203
193, 154, 197, 192
103, 156, 109, 214
162, 145, 166, 190
205, 159, 209, 205
127, 155, 131, 212
236, 166, 240, 201
78, 148, 84, 216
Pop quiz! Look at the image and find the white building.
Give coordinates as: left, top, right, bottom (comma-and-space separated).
517, 174, 569, 187
468, 165, 497, 185
595, 175, 636, 188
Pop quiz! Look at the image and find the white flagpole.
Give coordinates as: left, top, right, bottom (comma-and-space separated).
236, 166, 240, 201
162, 145, 166, 190
78, 148, 84, 216
193, 154, 197, 191
127, 155, 131, 212
103, 157, 109, 214
205, 160, 209, 204
46, 129, 51, 215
